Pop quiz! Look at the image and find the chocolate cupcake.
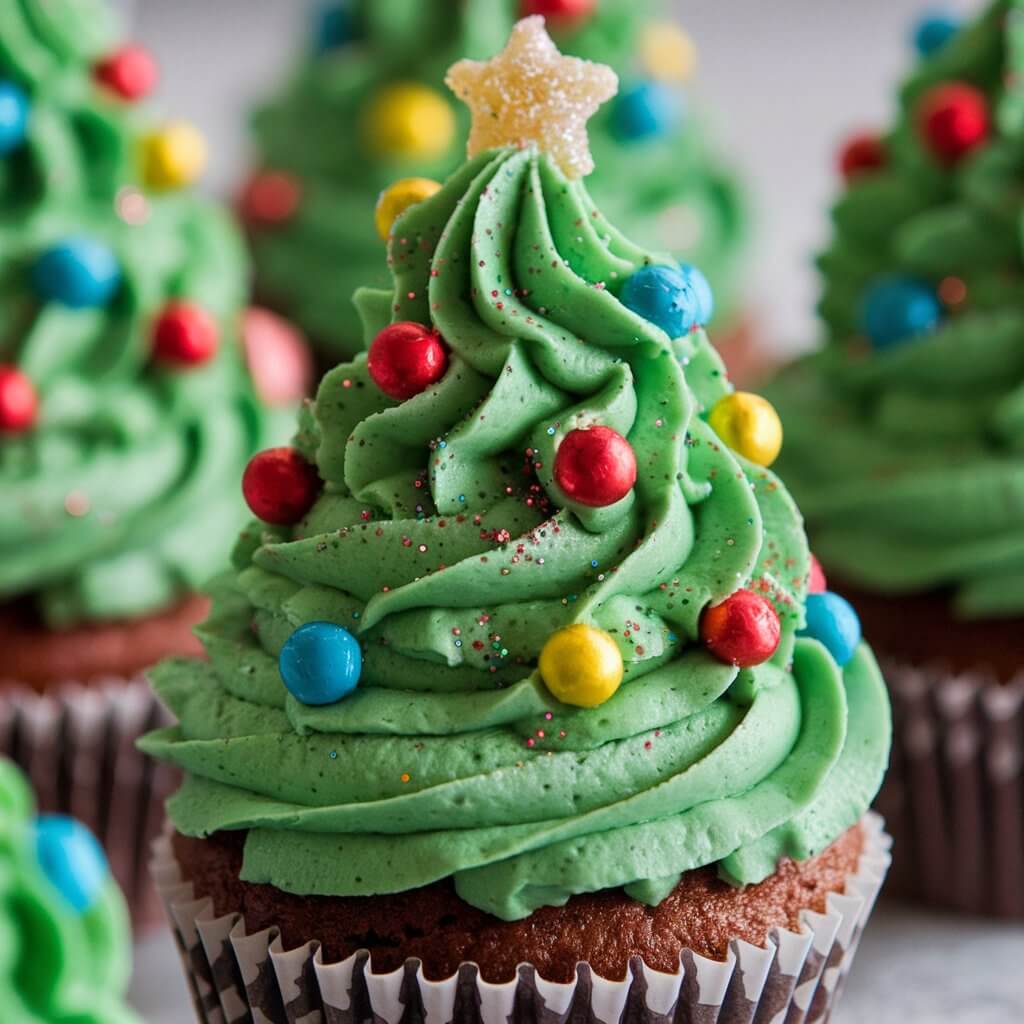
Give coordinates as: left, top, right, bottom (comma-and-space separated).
0, 0, 303, 927
768, 1, 1024, 916
145, 20, 891, 1023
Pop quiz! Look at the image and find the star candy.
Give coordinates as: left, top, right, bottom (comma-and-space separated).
445, 16, 618, 179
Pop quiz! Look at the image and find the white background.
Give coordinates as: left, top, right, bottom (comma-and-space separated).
126, 2, 1023, 1020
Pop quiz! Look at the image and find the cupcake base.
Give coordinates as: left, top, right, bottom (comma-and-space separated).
152, 815, 890, 1024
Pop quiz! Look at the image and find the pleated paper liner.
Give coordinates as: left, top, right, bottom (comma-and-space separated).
0, 676, 177, 932
875, 660, 1024, 918
152, 813, 891, 1024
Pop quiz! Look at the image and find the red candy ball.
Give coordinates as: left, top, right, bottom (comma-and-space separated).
808, 555, 828, 594
242, 307, 312, 405
917, 82, 989, 165
153, 302, 219, 367
521, 0, 595, 20
94, 44, 158, 101
0, 365, 37, 433
553, 426, 637, 508
368, 321, 448, 400
700, 589, 781, 668
238, 170, 302, 227
838, 132, 886, 181
242, 447, 321, 525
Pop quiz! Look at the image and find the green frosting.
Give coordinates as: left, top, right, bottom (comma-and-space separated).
0, 0, 290, 627
249, 0, 746, 359
0, 760, 137, 1023
145, 147, 890, 921
770, 0, 1024, 618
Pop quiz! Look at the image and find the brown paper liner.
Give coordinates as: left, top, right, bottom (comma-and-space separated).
0, 676, 177, 932
874, 659, 1024, 918
152, 814, 890, 1024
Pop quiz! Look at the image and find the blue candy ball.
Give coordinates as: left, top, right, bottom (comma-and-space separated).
799, 591, 862, 667
0, 80, 29, 155
33, 238, 121, 309
611, 82, 680, 142
678, 263, 715, 326
860, 275, 941, 350
914, 12, 961, 57
621, 264, 706, 338
34, 815, 109, 913
279, 621, 362, 705
313, 2, 358, 53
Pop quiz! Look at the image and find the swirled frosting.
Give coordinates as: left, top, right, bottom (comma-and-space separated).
770, 0, 1024, 618
0, 0, 290, 627
0, 759, 137, 1022
144, 148, 889, 921
250, 0, 745, 359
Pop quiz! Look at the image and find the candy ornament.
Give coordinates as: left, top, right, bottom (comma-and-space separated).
238, 170, 302, 227
142, 120, 207, 190
539, 623, 624, 708
860, 275, 941, 350
611, 82, 680, 142
914, 12, 961, 57
243, 446, 321, 525
152, 302, 219, 366
279, 621, 363, 705
521, 0, 596, 21
917, 82, 989, 165
314, 2, 359, 53
553, 426, 637, 507
808, 554, 828, 594
94, 44, 158, 101
678, 262, 714, 326
708, 392, 783, 467
700, 589, 781, 668
621, 263, 706, 338
34, 815, 109, 913
0, 81, 29, 155
0, 365, 37, 433
839, 132, 887, 181
32, 238, 121, 309
364, 83, 455, 161
640, 22, 697, 83
368, 321, 448, 399
799, 591, 862, 667
375, 177, 442, 240
242, 307, 312, 405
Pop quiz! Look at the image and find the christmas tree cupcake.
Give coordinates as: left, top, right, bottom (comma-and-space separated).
241, 0, 749, 371
0, 758, 138, 1022
0, 0, 308, 925
768, 2, 1024, 916
147, 20, 890, 1020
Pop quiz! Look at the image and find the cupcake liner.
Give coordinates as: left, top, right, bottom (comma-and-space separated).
874, 659, 1024, 918
152, 813, 891, 1024
0, 675, 176, 931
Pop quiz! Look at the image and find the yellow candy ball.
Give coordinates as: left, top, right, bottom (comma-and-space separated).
641, 22, 697, 83
141, 120, 207, 191
375, 177, 442, 240
538, 624, 624, 709
364, 83, 455, 161
709, 392, 784, 467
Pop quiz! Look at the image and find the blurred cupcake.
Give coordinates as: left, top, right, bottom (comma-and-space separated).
769, 2, 1023, 916
240, 0, 751, 375
148, 21, 890, 1022
0, 758, 138, 1022
0, 0, 307, 926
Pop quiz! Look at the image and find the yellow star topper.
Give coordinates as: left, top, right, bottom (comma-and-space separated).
445, 16, 618, 180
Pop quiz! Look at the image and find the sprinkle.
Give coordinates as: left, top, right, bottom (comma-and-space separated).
400, 773, 411, 783
526, 738, 536, 748
329, 751, 338, 759
64, 491, 90, 517
544, 712, 553, 720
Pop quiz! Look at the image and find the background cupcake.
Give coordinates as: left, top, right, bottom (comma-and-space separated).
0, 758, 138, 1022
240, 0, 751, 372
768, 1, 1023, 916
146, 21, 890, 1022
0, 0, 308, 926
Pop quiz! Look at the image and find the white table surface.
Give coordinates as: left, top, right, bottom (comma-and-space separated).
129, 905, 1024, 1023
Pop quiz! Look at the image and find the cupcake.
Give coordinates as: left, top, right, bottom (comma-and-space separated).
768, 3, 1023, 916
240, 0, 750, 374
0, 0, 306, 926
146, 19, 890, 1022
0, 758, 138, 1022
